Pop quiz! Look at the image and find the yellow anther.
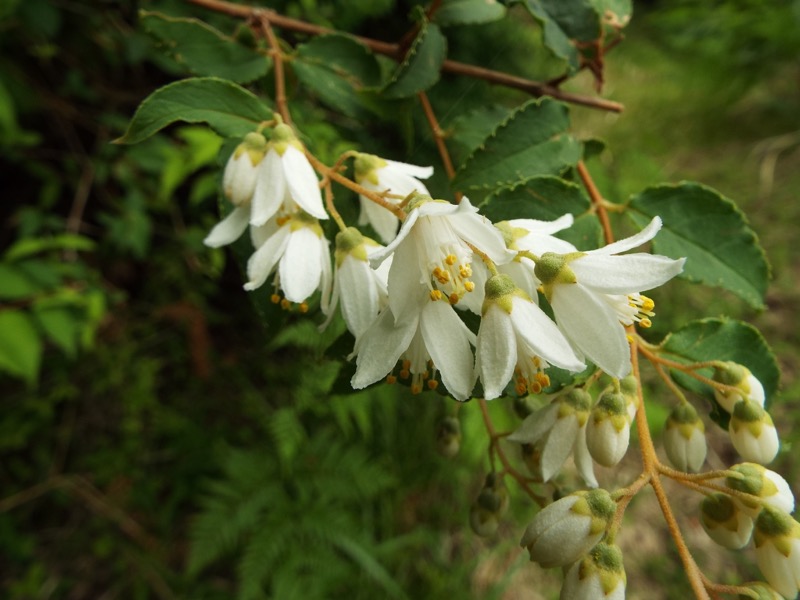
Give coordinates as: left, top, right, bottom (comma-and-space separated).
399, 369, 410, 379
626, 334, 634, 343
276, 216, 290, 226
386, 374, 397, 384
271, 294, 281, 304
515, 382, 527, 395
411, 384, 422, 395
532, 356, 541, 368
459, 264, 472, 278
639, 317, 652, 328
280, 298, 291, 310
641, 296, 655, 311
445, 254, 457, 266
449, 293, 459, 305
299, 302, 309, 313
430, 289, 443, 301
436, 271, 450, 283
531, 381, 543, 394
464, 281, 475, 292
535, 372, 550, 388
427, 379, 439, 390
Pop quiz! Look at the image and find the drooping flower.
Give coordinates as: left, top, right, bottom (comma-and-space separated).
729, 399, 780, 465
713, 362, 766, 413
725, 463, 795, 517
754, 507, 800, 600
244, 212, 332, 308
476, 274, 584, 400
354, 153, 433, 244
700, 493, 754, 550
369, 196, 512, 322
663, 402, 707, 473
560, 542, 626, 600
249, 123, 328, 227
508, 388, 597, 487
535, 217, 685, 378
586, 389, 631, 467
321, 227, 390, 339
350, 287, 476, 401
520, 489, 616, 568
204, 132, 268, 248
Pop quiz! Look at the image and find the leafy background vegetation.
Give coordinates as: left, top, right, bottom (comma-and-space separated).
1, 0, 798, 598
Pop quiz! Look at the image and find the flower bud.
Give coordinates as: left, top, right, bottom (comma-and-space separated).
729, 399, 780, 464
586, 391, 630, 467
700, 493, 754, 549
620, 375, 640, 421
663, 403, 707, 472
738, 582, 784, 600
435, 416, 461, 458
470, 473, 509, 537
726, 463, 795, 517
520, 489, 616, 568
754, 506, 800, 600
520, 441, 545, 482
713, 362, 765, 413
560, 542, 626, 600
223, 131, 267, 206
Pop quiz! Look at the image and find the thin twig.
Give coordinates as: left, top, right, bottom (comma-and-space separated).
577, 161, 614, 245
186, 0, 624, 113
258, 16, 291, 125
417, 92, 462, 203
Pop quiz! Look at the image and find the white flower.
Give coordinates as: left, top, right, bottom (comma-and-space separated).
204, 132, 268, 248
729, 399, 780, 465
322, 227, 390, 339
244, 212, 332, 307
249, 123, 327, 227
508, 389, 597, 487
536, 217, 685, 378
586, 390, 631, 467
476, 274, 584, 399
350, 287, 476, 401
520, 489, 616, 568
560, 542, 626, 600
713, 362, 766, 413
754, 507, 800, 600
700, 493, 754, 550
663, 403, 707, 473
354, 153, 433, 244
726, 463, 795, 518
370, 196, 512, 323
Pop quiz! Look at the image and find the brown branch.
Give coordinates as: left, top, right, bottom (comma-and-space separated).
258, 16, 291, 124
417, 92, 462, 202
186, 0, 623, 113
577, 161, 614, 245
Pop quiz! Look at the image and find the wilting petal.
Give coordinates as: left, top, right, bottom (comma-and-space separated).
590, 216, 662, 255
280, 228, 323, 302
571, 253, 686, 294
244, 226, 290, 291
552, 283, 631, 378
476, 304, 517, 400
508, 403, 559, 444
204, 205, 250, 248
281, 145, 327, 219
420, 300, 476, 401
351, 308, 418, 389
250, 150, 285, 226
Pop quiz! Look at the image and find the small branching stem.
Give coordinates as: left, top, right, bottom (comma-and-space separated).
259, 17, 291, 124
417, 92, 461, 202
577, 161, 615, 245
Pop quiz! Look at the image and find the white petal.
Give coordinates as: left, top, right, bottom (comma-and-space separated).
540, 416, 578, 481
507, 214, 574, 235
573, 427, 599, 488
250, 219, 279, 248
386, 239, 426, 324
476, 304, 517, 400
552, 283, 631, 378
450, 212, 514, 265
280, 228, 323, 302
244, 226, 290, 291
571, 253, 685, 293
511, 297, 585, 372
359, 194, 400, 244
204, 205, 250, 248
508, 403, 559, 444
378, 165, 431, 197
281, 145, 328, 219
250, 150, 285, 226
338, 256, 380, 339
351, 308, 418, 389
420, 300, 476, 401
384, 159, 434, 179
369, 207, 420, 267
590, 216, 662, 255
318, 236, 333, 313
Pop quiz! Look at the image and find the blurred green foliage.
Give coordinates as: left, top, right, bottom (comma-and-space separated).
1, 0, 798, 599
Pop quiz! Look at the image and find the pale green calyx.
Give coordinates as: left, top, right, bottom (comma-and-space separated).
270, 122, 302, 155
494, 221, 529, 249
714, 361, 748, 386
289, 211, 323, 237
701, 493, 737, 524
534, 252, 579, 285
236, 131, 268, 164
354, 152, 388, 185
619, 375, 638, 398
581, 542, 626, 594
727, 463, 768, 497
571, 488, 616, 535
589, 542, 625, 574
558, 389, 593, 423
403, 193, 436, 213
754, 505, 797, 540
668, 402, 701, 426
482, 274, 531, 315
732, 398, 768, 423
334, 227, 368, 264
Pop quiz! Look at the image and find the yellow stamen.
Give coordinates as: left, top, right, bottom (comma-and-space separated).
280, 299, 290, 310
639, 317, 652, 328
271, 294, 281, 304
299, 302, 309, 314
445, 254, 457, 266
430, 289, 443, 301
427, 380, 439, 390
449, 293, 459, 305
464, 281, 475, 292
386, 374, 397, 384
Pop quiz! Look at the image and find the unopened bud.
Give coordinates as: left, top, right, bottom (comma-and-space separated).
663, 403, 707, 472
726, 463, 795, 517
700, 493, 754, 549
729, 399, 780, 464
713, 362, 765, 413
435, 416, 461, 458
223, 132, 267, 206
560, 542, 626, 600
470, 473, 509, 537
619, 375, 639, 420
586, 391, 630, 467
754, 507, 800, 600
738, 582, 783, 600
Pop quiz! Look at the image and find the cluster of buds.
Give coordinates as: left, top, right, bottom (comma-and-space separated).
206, 125, 686, 403
700, 463, 799, 598
713, 362, 779, 464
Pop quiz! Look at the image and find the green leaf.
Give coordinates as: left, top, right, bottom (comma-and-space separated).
32, 303, 82, 359
590, 0, 632, 29
333, 536, 407, 600
0, 310, 42, 384
0, 263, 41, 299
453, 98, 582, 195
140, 11, 270, 84
628, 182, 769, 309
115, 78, 272, 144
447, 103, 512, 165
4, 234, 95, 261
660, 318, 780, 426
518, 0, 602, 70
480, 175, 601, 250
434, 0, 506, 26
293, 35, 382, 118
382, 19, 446, 99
